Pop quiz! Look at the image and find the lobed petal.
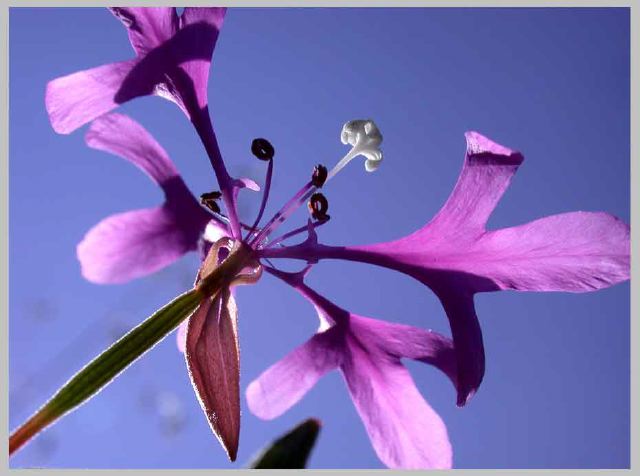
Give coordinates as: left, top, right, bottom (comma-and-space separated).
260, 131, 630, 408
79, 113, 212, 284
46, 59, 140, 135
471, 211, 630, 292
421, 130, 524, 238
246, 326, 343, 420
255, 270, 455, 468
433, 290, 484, 406
110, 7, 179, 56
180, 7, 226, 29
341, 320, 452, 469
46, 8, 226, 133
171, 10, 226, 115
349, 314, 457, 387
85, 113, 179, 187
77, 205, 206, 284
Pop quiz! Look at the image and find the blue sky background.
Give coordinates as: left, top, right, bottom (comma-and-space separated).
9, 7, 629, 469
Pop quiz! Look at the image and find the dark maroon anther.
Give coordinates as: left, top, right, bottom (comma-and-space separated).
200, 191, 222, 213
251, 138, 275, 161
311, 164, 328, 188
307, 192, 330, 222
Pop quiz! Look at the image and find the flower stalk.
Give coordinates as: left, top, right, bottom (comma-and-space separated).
9, 243, 255, 457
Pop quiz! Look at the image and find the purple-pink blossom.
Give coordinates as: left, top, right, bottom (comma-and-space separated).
45, 7, 630, 469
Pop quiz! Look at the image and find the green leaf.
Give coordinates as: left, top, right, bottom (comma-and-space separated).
10, 287, 204, 455
249, 418, 322, 469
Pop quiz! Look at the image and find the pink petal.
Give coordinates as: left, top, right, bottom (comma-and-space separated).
85, 113, 178, 186
236, 177, 261, 192
176, 320, 188, 353
46, 9, 226, 133
342, 318, 452, 469
349, 315, 457, 387
110, 8, 178, 56
259, 131, 630, 408
173, 9, 226, 114
471, 211, 630, 292
185, 289, 240, 461
423, 130, 523, 236
45, 59, 140, 134
246, 326, 343, 420
180, 7, 226, 29
77, 205, 204, 284
434, 291, 484, 406
79, 113, 211, 284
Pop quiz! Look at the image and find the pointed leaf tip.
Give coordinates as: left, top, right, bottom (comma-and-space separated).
249, 418, 322, 469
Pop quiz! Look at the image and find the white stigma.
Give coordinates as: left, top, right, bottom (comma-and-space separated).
327, 119, 383, 180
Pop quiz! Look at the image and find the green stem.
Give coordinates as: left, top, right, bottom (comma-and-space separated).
9, 287, 203, 457
9, 240, 257, 457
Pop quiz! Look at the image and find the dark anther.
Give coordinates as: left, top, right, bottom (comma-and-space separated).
251, 138, 275, 161
311, 164, 328, 188
200, 191, 222, 213
308, 192, 330, 222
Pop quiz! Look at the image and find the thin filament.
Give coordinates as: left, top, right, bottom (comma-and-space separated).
246, 159, 274, 241
249, 181, 316, 248
266, 220, 328, 249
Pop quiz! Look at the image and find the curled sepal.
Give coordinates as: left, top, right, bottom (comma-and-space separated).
197, 237, 262, 289
185, 287, 241, 461
197, 237, 236, 286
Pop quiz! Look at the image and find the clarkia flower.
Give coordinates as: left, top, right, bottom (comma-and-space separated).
46, 7, 247, 237
46, 7, 224, 134
72, 111, 629, 468
45, 7, 630, 469
246, 265, 457, 469
260, 131, 631, 405
78, 113, 214, 284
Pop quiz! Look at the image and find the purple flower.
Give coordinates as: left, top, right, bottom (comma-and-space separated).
47, 7, 246, 237
261, 131, 630, 405
46, 7, 225, 133
71, 112, 628, 468
46, 8, 629, 469
246, 266, 457, 469
78, 113, 214, 283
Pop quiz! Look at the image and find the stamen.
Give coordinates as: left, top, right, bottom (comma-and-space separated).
265, 219, 329, 249
201, 208, 254, 234
251, 138, 275, 161
246, 138, 275, 240
247, 119, 381, 250
200, 191, 222, 214
327, 119, 383, 180
311, 164, 328, 188
307, 193, 330, 222
248, 180, 315, 248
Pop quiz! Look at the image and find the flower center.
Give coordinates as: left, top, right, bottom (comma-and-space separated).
199, 119, 383, 258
